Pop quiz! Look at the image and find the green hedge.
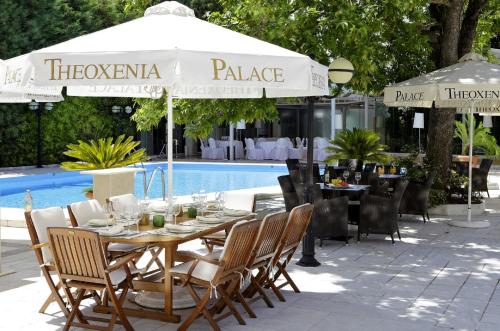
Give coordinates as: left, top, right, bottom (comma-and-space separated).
0, 97, 136, 167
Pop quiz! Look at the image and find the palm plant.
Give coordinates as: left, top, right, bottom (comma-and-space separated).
454, 114, 500, 157
61, 135, 147, 170
324, 128, 391, 171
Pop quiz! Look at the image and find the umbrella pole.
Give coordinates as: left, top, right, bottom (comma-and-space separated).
297, 97, 320, 267
167, 92, 174, 221
449, 100, 489, 228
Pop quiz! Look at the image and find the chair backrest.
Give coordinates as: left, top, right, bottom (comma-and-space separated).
246, 138, 255, 150
48, 227, 107, 284
363, 163, 376, 173
316, 137, 329, 148
277, 203, 313, 257
278, 175, 301, 212
26, 207, 68, 264
295, 137, 303, 147
200, 139, 207, 149
480, 158, 493, 172
108, 193, 139, 214
391, 179, 409, 207
424, 170, 437, 189
276, 138, 289, 147
223, 191, 256, 212
217, 219, 261, 278
286, 159, 299, 172
68, 199, 107, 227
249, 211, 289, 267
312, 184, 324, 203
298, 163, 320, 184
208, 137, 217, 149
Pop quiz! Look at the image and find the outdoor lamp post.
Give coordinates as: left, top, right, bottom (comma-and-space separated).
297, 57, 354, 267
29, 101, 53, 168
413, 112, 425, 152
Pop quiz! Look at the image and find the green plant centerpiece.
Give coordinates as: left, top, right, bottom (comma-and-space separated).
324, 128, 391, 171
454, 114, 500, 157
61, 135, 147, 171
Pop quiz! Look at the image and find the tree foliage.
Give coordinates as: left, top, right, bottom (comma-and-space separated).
61, 135, 147, 170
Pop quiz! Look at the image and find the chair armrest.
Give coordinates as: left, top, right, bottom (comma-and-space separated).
31, 242, 49, 250
176, 250, 221, 266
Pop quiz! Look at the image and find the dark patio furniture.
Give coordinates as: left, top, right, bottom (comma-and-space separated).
286, 158, 300, 172
472, 159, 493, 197
278, 175, 301, 212
363, 163, 376, 173
358, 179, 408, 244
399, 171, 436, 222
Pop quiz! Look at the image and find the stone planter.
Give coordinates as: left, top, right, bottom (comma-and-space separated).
429, 202, 486, 216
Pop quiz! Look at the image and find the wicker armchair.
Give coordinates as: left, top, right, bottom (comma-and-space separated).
472, 159, 493, 197
311, 183, 349, 245
286, 158, 300, 172
278, 175, 301, 212
359, 179, 408, 244
399, 171, 437, 222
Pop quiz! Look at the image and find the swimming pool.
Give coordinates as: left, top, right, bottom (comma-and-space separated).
0, 162, 287, 209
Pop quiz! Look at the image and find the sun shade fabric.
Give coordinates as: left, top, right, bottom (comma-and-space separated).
24, 1, 328, 99
384, 53, 500, 109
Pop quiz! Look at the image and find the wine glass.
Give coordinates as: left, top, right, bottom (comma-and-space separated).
343, 170, 350, 183
216, 192, 225, 211
173, 203, 182, 224
198, 190, 207, 216
355, 172, 361, 185
104, 201, 114, 229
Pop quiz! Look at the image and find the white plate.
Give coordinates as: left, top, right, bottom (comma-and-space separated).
97, 225, 124, 237
164, 224, 196, 233
87, 218, 116, 227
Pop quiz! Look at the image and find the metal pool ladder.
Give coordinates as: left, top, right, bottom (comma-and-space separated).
135, 164, 166, 201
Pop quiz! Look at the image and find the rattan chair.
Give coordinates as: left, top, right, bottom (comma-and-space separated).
266, 203, 313, 302
472, 159, 493, 197
48, 227, 140, 331
25, 208, 71, 316
359, 179, 408, 244
278, 175, 301, 212
399, 171, 436, 222
172, 219, 261, 331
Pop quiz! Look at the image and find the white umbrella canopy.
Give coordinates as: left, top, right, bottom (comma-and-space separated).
0, 56, 63, 102
22, 1, 329, 214
384, 52, 500, 228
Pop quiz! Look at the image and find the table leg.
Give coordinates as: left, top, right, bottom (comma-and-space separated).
164, 244, 180, 322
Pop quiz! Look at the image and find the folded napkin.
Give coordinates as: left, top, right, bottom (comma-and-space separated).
164, 224, 196, 233
97, 225, 124, 237
196, 215, 225, 224
88, 218, 116, 227
223, 208, 250, 217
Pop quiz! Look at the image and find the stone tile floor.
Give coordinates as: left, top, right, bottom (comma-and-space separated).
2, 211, 500, 331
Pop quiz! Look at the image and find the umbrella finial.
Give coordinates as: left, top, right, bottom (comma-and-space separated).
459, 52, 487, 63
144, 1, 195, 17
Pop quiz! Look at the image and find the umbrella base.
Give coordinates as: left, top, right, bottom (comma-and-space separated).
448, 219, 490, 228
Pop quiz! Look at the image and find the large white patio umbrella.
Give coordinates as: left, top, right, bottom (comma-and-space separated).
21, 1, 329, 215
384, 52, 500, 228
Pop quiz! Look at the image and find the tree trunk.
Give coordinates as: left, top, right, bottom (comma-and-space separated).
458, 0, 488, 57
426, 107, 456, 189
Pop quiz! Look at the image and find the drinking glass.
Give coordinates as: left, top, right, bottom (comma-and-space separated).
355, 172, 361, 185
104, 201, 114, 229
173, 203, 182, 224
199, 190, 207, 216
343, 170, 349, 183
216, 192, 225, 211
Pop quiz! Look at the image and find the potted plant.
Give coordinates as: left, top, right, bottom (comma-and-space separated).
61, 135, 147, 198
324, 128, 391, 171
83, 187, 94, 199
454, 114, 500, 166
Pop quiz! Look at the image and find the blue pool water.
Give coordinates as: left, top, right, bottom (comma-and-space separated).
0, 162, 287, 209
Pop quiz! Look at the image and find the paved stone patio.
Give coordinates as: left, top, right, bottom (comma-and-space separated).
2, 210, 500, 331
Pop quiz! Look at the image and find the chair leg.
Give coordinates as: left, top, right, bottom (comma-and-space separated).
426, 212, 430, 221
203, 239, 214, 254
63, 289, 86, 331
250, 276, 274, 308
219, 286, 246, 325
397, 228, 402, 241
487, 190, 490, 198
41, 272, 69, 317
390, 234, 395, 245
107, 283, 133, 331
422, 214, 426, 223
357, 230, 361, 242
180, 285, 218, 331
319, 239, 323, 247
267, 277, 286, 302
277, 262, 300, 293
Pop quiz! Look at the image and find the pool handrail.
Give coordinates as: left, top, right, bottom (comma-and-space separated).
146, 167, 166, 201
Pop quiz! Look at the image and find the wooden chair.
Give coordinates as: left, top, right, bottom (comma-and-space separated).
243, 211, 290, 309
47, 227, 140, 331
201, 192, 256, 253
25, 207, 70, 316
172, 219, 262, 331
265, 203, 313, 302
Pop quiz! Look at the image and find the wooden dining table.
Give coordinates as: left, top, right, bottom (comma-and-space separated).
96, 212, 254, 323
